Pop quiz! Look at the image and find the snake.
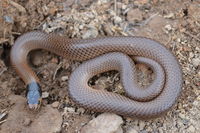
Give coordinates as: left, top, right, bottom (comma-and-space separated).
10, 31, 182, 118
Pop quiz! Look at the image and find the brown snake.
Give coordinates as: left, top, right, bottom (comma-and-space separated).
10, 31, 182, 118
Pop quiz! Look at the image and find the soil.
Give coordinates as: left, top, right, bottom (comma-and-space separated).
0, 0, 200, 133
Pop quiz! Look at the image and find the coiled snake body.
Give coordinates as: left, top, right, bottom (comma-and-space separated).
10, 31, 182, 118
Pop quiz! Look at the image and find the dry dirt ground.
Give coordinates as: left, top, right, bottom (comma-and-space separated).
0, 0, 200, 133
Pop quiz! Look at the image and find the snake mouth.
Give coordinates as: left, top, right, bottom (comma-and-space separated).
26, 82, 42, 110
28, 98, 42, 110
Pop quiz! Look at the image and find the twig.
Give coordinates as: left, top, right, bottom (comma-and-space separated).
0, 119, 7, 124
0, 68, 6, 76
53, 62, 63, 80
140, 13, 159, 27
8, 0, 26, 13
0, 38, 9, 44
114, 0, 117, 15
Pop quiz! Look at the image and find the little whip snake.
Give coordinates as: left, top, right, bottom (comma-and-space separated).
10, 31, 182, 118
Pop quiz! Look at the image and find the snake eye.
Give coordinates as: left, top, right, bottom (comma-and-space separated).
26, 82, 42, 110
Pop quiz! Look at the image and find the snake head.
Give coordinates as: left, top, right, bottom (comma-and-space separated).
26, 82, 42, 110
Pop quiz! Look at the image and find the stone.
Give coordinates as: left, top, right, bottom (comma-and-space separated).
51, 101, 59, 108
61, 76, 69, 81
187, 125, 195, 133
179, 113, 186, 119
77, 108, 85, 114
192, 58, 200, 67
164, 13, 175, 19
139, 121, 146, 130
1, 95, 62, 133
42, 92, 49, 98
81, 113, 123, 133
82, 26, 98, 39
65, 107, 75, 113
164, 24, 173, 31
114, 16, 122, 24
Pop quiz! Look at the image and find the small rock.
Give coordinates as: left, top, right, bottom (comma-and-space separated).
3, 16, 14, 23
114, 16, 122, 24
81, 113, 123, 133
51, 101, 59, 108
127, 128, 138, 133
42, 92, 49, 98
193, 100, 198, 106
82, 26, 98, 39
0, 112, 7, 121
61, 76, 69, 81
164, 24, 173, 31
164, 13, 175, 19
30, 105, 62, 133
127, 8, 143, 23
77, 108, 85, 114
187, 125, 195, 133
1, 95, 62, 133
189, 52, 194, 58
192, 58, 200, 67
65, 107, 75, 113
139, 121, 146, 130
102, 24, 113, 35
179, 113, 186, 119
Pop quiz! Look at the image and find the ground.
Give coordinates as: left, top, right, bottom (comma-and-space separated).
0, 0, 200, 133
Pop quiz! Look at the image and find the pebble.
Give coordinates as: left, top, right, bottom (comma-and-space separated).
187, 125, 195, 133
77, 108, 85, 114
51, 101, 59, 108
193, 100, 198, 106
81, 113, 123, 133
3, 16, 14, 23
61, 76, 69, 81
127, 8, 143, 23
82, 26, 98, 39
164, 13, 175, 19
42, 92, 49, 98
164, 24, 173, 31
179, 113, 186, 119
192, 58, 200, 67
0, 112, 7, 121
139, 121, 146, 130
114, 16, 122, 24
65, 107, 75, 113
1, 95, 62, 133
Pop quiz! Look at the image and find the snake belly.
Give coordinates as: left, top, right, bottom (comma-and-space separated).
10, 31, 182, 118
